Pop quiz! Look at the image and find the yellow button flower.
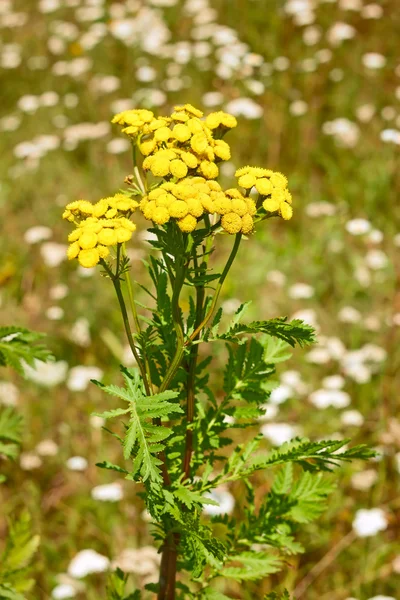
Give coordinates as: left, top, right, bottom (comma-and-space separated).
78, 248, 100, 268
177, 214, 197, 232
221, 213, 242, 234
169, 200, 189, 219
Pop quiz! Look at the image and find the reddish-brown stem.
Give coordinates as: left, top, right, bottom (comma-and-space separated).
157, 533, 179, 600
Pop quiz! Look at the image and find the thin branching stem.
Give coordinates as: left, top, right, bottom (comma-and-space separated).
186, 232, 242, 344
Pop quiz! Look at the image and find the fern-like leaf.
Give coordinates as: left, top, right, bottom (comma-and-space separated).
0, 327, 53, 377
93, 367, 182, 483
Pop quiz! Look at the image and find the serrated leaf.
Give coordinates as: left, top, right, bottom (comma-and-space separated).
0, 408, 23, 461
95, 461, 129, 474
218, 317, 315, 348
221, 552, 282, 582
0, 326, 53, 377
99, 367, 181, 483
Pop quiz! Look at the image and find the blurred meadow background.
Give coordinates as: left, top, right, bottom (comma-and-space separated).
1, 0, 400, 598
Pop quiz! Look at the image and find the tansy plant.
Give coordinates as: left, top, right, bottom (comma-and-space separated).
63, 104, 372, 600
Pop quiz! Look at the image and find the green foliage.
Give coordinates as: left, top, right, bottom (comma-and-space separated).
0, 407, 23, 464
180, 515, 227, 578
0, 513, 39, 597
0, 326, 54, 377
93, 366, 182, 484
106, 568, 141, 600
264, 591, 291, 600
214, 305, 315, 347
221, 552, 282, 582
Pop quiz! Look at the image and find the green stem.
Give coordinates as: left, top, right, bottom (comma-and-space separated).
159, 254, 186, 393
186, 233, 242, 345
183, 282, 204, 480
121, 245, 154, 394
101, 259, 150, 396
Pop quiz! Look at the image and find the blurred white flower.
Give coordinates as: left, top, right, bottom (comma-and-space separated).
322, 375, 345, 390
306, 202, 336, 218
52, 584, 76, 599
136, 66, 157, 82
365, 249, 388, 270
68, 549, 110, 578
36, 439, 58, 456
306, 348, 331, 364
203, 487, 235, 516
20, 452, 42, 470
24, 359, 68, 387
368, 597, 396, 600
107, 138, 130, 154
225, 98, 263, 119
66, 456, 88, 471
40, 242, 67, 267
345, 218, 371, 235
18, 94, 40, 113
261, 423, 298, 445
327, 22, 356, 46
381, 106, 396, 121
356, 103, 376, 123
112, 546, 160, 575
380, 129, 400, 144
362, 52, 386, 69
0, 381, 20, 406
288, 283, 314, 299
352, 508, 387, 537
309, 389, 350, 409
302, 25, 321, 46
89, 415, 105, 429
221, 298, 241, 315
338, 306, 362, 324
341, 409, 364, 427
269, 385, 292, 405
202, 91, 224, 107
24, 226, 52, 245
351, 469, 378, 491
91, 483, 123, 502
50, 284, 68, 300
291, 309, 318, 329
289, 100, 308, 116
339, 0, 361, 10
47, 306, 64, 320
69, 318, 91, 347
266, 270, 286, 286
361, 4, 384, 19
367, 229, 383, 244
274, 56, 290, 71
67, 366, 103, 392
323, 118, 360, 147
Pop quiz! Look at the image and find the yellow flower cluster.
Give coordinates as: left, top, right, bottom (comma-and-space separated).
140, 177, 256, 234
112, 104, 236, 181
63, 194, 138, 267
235, 166, 293, 220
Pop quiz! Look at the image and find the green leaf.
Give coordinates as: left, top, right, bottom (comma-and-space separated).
262, 335, 293, 364
0, 408, 23, 461
99, 367, 181, 483
218, 317, 315, 348
0, 584, 26, 600
0, 512, 39, 593
246, 438, 376, 476
95, 461, 129, 474
221, 552, 282, 582
173, 486, 219, 510
201, 589, 234, 600
92, 408, 130, 420
264, 590, 291, 600
0, 326, 53, 377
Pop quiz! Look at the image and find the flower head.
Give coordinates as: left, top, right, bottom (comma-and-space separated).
63, 194, 137, 267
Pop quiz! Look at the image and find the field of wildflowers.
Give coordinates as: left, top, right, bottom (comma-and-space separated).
0, 0, 399, 599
